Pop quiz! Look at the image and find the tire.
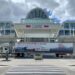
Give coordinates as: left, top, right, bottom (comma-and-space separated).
56, 54, 59, 57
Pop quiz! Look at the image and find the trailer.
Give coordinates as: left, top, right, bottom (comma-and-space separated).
14, 43, 73, 58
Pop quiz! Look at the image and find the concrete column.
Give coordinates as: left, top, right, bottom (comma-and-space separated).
9, 41, 15, 54
48, 38, 50, 42
73, 43, 75, 57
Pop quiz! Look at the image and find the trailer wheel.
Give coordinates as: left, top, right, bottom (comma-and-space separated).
56, 54, 59, 57
60, 55, 63, 58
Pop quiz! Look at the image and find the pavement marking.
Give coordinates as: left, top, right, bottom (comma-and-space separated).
5, 65, 66, 75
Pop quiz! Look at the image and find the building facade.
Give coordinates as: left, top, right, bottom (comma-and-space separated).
59, 20, 75, 42
14, 8, 61, 43
0, 8, 74, 58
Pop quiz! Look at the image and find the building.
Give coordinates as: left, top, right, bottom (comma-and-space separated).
59, 20, 75, 42
0, 8, 74, 58
14, 8, 61, 43
0, 21, 16, 56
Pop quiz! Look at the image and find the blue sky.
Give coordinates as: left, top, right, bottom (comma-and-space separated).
0, 0, 75, 22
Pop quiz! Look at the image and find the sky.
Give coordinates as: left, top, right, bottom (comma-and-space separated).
0, 0, 75, 22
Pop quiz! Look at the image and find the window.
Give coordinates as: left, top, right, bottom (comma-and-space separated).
5, 23, 10, 28
0, 23, 5, 29
71, 30, 73, 35
5, 30, 10, 35
11, 30, 15, 33
33, 25, 42, 28
50, 39, 55, 42
74, 30, 75, 35
70, 23, 75, 29
64, 23, 69, 29
30, 38, 48, 42
26, 38, 30, 42
65, 30, 70, 35
44, 25, 49, 28
0, 30, 4, 35
59, 30, 64, 35
26, 8, 48, 19
26, 25, 31, 28
20, 38, 24, 42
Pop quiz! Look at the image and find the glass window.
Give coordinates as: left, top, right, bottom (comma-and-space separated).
33, 25, 42, 28
74, 30, 75, 35
64, 23, 69, 29
26, 8, 48, 19
70, 23, 75, 29
0, 30, 4, 35
0, 23, 5, 29
11, 30, 15, 33
71, 30, 73, 35
5, 30, 10, 35
0, 23, 5, 26
50, 39, 55, 42
30, 38, 48, 42
65, 30, 70, 35
5, 23, 10, 28
59, 30, 64, 35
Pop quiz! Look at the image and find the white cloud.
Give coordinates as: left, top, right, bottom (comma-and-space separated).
53, 0, 69, 21
0, 0, 75, 22
26, 0, 59, 10
66, 0, 75, 17
11, 0, 25, 3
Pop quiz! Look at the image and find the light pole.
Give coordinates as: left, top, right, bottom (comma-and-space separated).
5, 50, 9, 61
